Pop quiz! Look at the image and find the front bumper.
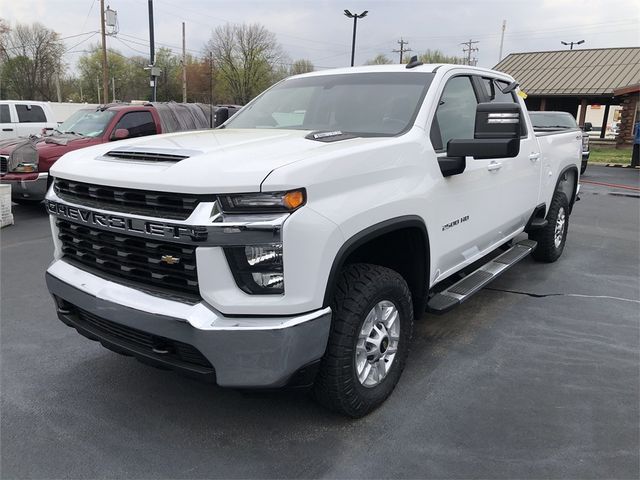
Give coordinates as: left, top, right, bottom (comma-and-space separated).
46, 260, 331, 388
0, 172, 48, 201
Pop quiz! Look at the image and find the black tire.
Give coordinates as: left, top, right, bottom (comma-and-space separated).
530, 191, 569, 263
580, 163, 587, 175
313, 263, 414, 417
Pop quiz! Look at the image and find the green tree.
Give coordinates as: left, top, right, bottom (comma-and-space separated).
365, 54, 393, 65
77, 45, 146, 102
416, 49, 463, 64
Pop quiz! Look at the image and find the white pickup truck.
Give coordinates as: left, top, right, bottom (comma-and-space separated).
44, 63, 582, 417
0, 100, 58, 140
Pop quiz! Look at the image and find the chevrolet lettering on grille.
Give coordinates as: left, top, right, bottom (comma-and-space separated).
46, 200, 207, 243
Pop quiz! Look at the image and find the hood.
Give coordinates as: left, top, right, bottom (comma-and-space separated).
0, 133, 99, 160
50, 128, 384, 194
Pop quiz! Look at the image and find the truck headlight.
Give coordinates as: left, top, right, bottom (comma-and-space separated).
218, 189, 305, 213
224, 244, 284, 294
9, 142, 38, 173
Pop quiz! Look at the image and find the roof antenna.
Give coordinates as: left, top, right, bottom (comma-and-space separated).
405, 55, 423, 69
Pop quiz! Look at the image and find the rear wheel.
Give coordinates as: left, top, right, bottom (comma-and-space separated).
530, 191, 569, 263
313, 263, 414, 417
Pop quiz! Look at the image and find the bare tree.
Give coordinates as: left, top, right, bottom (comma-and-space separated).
289, 59, 314, 75
1, 22, 65, 100
365, 54, 393, 65
206, 23, 284, 104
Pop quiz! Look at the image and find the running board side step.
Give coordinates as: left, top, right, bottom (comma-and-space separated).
427, 239, 537, 314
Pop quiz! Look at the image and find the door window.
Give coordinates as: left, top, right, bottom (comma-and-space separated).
16, 104, 46, 123
430, 76, 478, 151
0, 105, 10, 123
114, 111, 157, 138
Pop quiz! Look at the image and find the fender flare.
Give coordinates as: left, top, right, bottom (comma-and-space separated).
322, 215, 430, 308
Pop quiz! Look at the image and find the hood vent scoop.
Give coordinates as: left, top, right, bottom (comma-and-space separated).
105, 149, 190, 163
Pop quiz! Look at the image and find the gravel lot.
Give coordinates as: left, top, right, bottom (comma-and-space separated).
1, 165, 638, 479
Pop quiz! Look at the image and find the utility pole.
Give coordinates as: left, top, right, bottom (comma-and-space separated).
498, 20, 506, 62
96, 76, 101, 104
99, 0, 109, 104
182, 22, 187, 102
344, 10, 368, 67
461, 39, 479, 66
561, 40, 585, 50
209, 51, 214, 128
112, 77, 115, 102
148, 0, 157, 101
393, 38, 412, 64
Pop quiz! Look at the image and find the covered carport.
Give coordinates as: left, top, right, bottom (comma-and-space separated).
495, 47, 640, 144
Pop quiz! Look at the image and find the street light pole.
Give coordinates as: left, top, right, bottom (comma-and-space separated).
561, 40, 585, 50
344, 9, 368, 67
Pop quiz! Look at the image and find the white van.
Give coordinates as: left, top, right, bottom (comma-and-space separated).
0, 101, 58, 141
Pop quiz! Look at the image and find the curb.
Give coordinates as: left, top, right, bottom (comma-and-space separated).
605, 163, 640, 169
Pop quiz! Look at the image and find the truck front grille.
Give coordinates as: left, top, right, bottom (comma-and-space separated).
53, 179, 216, 220
57, 219, 199, 298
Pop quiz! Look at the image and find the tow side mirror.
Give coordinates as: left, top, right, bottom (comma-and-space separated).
112, 128, 129, 140
447, 102, 521, 160
583, 122, 592, 132
214, 107, 229, 127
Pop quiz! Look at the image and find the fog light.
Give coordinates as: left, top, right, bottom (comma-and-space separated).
251, 272, 284, 289
224, 243, 284, 294
245, 244, 283, 266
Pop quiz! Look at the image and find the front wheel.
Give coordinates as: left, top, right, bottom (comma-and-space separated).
313, 263, 414, 417
530, 191, 570, 263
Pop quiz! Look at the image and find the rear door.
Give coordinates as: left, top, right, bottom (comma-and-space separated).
14, 103, 49, 137
477, 77, 541, 221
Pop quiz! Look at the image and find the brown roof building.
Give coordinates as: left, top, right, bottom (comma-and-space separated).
495, 47, 640, 146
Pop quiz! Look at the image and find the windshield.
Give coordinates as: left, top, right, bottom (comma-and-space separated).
226, 72, 435, 136
529, 112, 577, 129
57, 109, 117, 137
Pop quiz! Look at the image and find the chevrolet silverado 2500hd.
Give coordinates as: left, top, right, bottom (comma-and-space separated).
44, 63, 581, 417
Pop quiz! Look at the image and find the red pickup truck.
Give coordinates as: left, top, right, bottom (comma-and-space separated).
0, 102, 237, 204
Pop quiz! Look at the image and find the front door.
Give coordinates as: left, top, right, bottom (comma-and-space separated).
426, 74, 531, 283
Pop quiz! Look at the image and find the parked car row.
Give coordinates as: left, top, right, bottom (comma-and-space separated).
0, 102, 240, 204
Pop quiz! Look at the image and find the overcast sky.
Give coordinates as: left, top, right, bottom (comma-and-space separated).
3, 0, 639, 72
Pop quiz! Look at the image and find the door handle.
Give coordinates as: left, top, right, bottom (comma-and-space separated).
529, 153, 540, 162
487, 161, 502, 171
2, 128, 13, 132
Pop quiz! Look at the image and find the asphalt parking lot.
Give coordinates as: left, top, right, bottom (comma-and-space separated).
1, 165, 638, 479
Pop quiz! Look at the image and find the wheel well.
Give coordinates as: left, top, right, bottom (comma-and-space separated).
324, 221, 429, 319
556, 166, 578, 213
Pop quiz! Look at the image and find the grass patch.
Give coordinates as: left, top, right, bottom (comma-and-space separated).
589, 146, 632, 165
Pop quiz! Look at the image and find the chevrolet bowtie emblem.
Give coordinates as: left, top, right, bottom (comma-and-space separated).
160, 255, 180, 265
